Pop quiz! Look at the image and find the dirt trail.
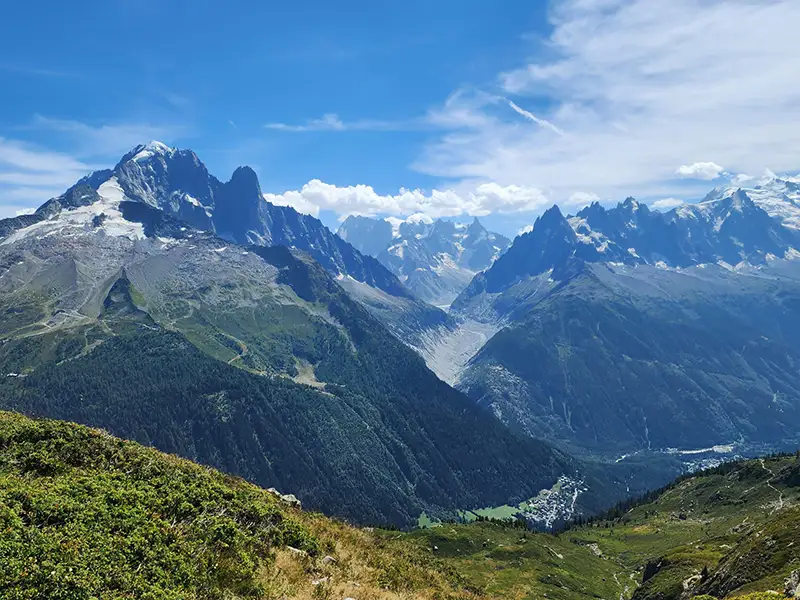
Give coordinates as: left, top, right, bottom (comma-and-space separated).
759, 458, 784, 512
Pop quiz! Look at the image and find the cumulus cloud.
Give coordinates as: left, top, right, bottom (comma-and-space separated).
676, 162, 725, 180
651, 197, 685, 210
415, 0, 800, 204
0, 204, 38, 219
730, 173, 755, 186
262, 179, 551, 220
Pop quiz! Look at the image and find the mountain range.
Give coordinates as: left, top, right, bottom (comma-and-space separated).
338, 213, 510, 306
2, 141, 450, 348
5, 139, 800, 528
438, 176, 800, 458
0, 142, 657, 527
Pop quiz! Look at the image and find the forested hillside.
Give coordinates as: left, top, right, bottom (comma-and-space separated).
0, 245, 581, 526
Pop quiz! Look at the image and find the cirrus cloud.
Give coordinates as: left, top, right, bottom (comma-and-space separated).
415, 0, 800, 205
265, 113, 423, 133
0, 137, 94, 216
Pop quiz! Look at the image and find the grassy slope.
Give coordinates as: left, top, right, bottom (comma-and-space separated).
1, 410, 797, 600
0, 410, 474, 600
403, 455, 800, 600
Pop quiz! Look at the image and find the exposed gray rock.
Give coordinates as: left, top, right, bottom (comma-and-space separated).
786, 569, 800, 598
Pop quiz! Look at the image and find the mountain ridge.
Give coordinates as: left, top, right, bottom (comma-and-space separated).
427, 177, 800, 459
1, 141, 451, 348
338, 213, 510, 306
3, 407, 795, 600
0, 155, 630, 527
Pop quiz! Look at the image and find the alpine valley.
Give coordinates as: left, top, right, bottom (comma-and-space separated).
0, 142, 665, 530
4, 141, 800, 532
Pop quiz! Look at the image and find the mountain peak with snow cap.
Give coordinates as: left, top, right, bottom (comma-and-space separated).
122, 141, 176, 164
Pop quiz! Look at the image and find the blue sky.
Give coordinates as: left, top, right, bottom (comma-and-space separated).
2, 0, 800, 236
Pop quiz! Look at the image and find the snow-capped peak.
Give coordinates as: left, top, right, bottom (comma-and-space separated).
730, 189, 748, 211
383, 213, 435, 239
698, 176, 800, 230
130, 141, 175, 163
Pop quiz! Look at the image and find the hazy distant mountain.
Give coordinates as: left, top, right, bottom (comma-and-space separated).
338, 214, 510, 306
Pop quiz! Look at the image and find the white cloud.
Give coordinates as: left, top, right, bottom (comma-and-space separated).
676, 162, 725, 180
265, 113, 418, 133
401, 213, 434, 226
262, 179, 551, 220
0, 137, 88, 174
730, 173, 755, 186
517, 224, 534, 236
265, 189, 323, 217
761, 168, 778, 182
266, 114, 346, 132
0, 117, 184, 216
651, 197, 684, 210
567, 191, 599, 206
0, 137, 93, 216
30, 115, 181, 157
507, 100, 565, 136
415, 0, 800, 205
0, 204, 39, 219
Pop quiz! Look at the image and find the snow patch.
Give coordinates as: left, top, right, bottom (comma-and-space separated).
387, 242, 405, 258
569, 216, 610, 252
2, 176, 145, 246
183, 194, 202, 207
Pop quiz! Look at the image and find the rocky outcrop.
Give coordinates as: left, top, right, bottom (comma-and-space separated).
786, 570, 800, 598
